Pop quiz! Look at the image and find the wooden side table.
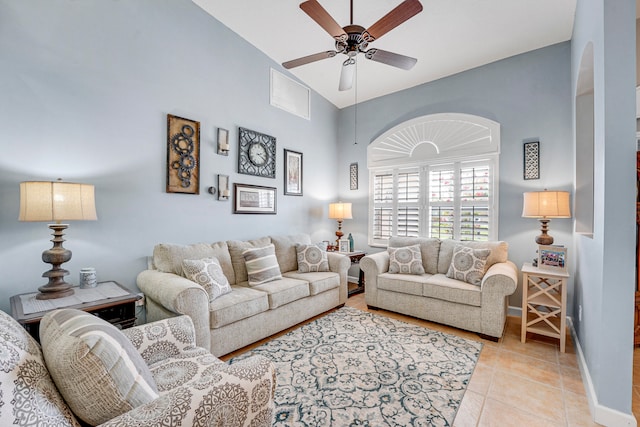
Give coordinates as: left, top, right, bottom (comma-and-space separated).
11, 281, 141, 342
344, 251, 366, 296
521, 262, 569, 352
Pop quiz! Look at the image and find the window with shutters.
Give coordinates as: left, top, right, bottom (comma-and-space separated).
367, 113, 500, 247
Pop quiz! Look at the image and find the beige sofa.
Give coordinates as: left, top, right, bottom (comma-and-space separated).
137, 234, 350, 356
360, 237, 518, 339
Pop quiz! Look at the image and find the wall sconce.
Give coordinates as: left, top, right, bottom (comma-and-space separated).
522, 190, 571, 245
217, 174, 230, 200
217, 128, 229, 156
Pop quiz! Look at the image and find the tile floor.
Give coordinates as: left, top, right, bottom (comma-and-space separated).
224, 292, 607, 426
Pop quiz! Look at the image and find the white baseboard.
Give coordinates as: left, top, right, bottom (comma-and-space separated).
568, 318, 637, 427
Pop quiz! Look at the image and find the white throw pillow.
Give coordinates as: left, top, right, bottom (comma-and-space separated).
296, 244, 330, 272
242, 244, 282, 286
446, 244, 491, 285
182, 257, 232, 301
388, 244, 425, 275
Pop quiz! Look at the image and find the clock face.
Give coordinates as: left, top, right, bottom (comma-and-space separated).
238, 127, 276, 178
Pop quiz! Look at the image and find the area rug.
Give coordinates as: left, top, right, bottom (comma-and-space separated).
230, 306, 482, 426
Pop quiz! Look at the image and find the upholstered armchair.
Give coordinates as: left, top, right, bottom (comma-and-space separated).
0, 309, 276, 426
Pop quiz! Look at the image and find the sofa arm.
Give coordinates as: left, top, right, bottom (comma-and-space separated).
123, 315, 205, 364
327, 252, 351, 304
137, 269, 211, 351
98, 355, 276, 427
360, 251, 390, 307
481, 260, 518, 296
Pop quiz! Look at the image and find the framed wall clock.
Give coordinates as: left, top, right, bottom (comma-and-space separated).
238, 127, 276, 178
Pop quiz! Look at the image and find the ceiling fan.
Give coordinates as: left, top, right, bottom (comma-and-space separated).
283, 0, 423, 91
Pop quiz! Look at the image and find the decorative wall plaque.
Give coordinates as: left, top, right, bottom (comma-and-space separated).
167, 114, 200, 194
523, 141, 540, 180
350, 162, 359, 190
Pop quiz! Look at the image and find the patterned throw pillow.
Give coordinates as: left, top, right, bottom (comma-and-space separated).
182, 257, 232, 302
388, 244, 425, 275
40, 309, 159, 426
446, 244, 491, 285
242, 244, 282, 286
296, 244, 330, 272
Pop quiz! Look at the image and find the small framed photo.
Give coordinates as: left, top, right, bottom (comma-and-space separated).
217, 128, 229, 156
284, 149, 303, 196
538, 245, 567, 272
233, 183, 276, 214
338, 239, 350, 253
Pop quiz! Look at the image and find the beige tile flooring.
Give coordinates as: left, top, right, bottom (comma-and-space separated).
223, 292, 605, 426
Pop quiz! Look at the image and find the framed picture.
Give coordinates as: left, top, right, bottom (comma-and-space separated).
217, 128, 229, 156
350, 162, 358, 190
538, 245, 567, 272
523, 140, 540, 180
338, 239, 350, 253
167, 114, 200, 194
217, 174, 229, 201
284, 149, 303, 196
233, 183, 277, 214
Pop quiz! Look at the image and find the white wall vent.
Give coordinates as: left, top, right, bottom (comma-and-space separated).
270, 69, 310, 120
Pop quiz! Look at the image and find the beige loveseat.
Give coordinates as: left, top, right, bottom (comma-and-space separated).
360, 237, 518, 339
137, 234, 350, 356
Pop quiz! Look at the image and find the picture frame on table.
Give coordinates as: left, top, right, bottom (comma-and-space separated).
284, 149, 303, 196
338, 239, 350, 253
233, 183, 277, 214
537, 245, 567, 272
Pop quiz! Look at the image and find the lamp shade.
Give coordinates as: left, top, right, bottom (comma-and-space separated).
522, 191, 571, 219
19, 181, 97, 222
328, 202, 353, 220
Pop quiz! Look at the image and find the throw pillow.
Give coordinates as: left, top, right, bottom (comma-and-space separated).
182, 257, 232, 302
296, 243, 330, 273
242, 244, 282, 286
446, 244, 491, 286
388, 244, 425, 275
40, 309, 159, 426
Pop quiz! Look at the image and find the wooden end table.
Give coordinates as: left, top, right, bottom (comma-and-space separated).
11, 281, 141, 342
343, 251, 366, 296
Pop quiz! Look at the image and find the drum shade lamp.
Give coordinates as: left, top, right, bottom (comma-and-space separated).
522, 190, 571, 245
328, 202, 352, 246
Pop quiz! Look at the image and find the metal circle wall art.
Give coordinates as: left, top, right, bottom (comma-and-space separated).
167, 114, 200, 194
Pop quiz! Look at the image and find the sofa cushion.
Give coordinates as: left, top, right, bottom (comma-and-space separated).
182, 257, 232, 301
378, 272, 428, 296
0, 310, 80, 427
271, 234, 312, 273
388, 244, 425, 275
388, 237, 441, 274
40, 309, 159, 426
227, 237, 272, 283
209, 286, 269, 329
446, 245, 490, 286
252, 277, 310, 309
437, 239, 508, 274
296, 243, 330, 272
424, 274, 482, 306
283, 271, 340, 295
153, 241, 235, 284
242, 244, 283, 286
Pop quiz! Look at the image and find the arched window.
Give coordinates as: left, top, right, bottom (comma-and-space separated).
367, 113, 500, 246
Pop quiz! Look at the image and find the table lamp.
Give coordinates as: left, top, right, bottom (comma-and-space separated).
522, 190, 571, 245
19, 181, 97, 299
328, 202, 352, 246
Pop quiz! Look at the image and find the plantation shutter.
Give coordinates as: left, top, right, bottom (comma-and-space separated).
372, 173, 393, 241
397, 171, 420, 237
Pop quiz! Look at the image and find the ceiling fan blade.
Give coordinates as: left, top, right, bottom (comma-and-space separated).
362, 0, 423, 42
365, 48, 417, 70
300, 0, 348, 41
339, 60, 355, 91
283, 51, 337, 69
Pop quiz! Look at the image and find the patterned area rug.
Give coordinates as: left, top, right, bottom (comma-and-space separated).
230, 306, 482, 426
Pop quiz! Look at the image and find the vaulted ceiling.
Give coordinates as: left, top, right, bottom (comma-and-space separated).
193, 0, 577, 109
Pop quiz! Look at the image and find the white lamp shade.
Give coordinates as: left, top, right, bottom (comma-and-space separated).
522, 191, 571, 218
328, 202, 353, 220
19, 181, 97, 222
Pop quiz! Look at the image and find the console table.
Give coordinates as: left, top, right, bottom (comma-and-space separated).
11, 281, 141, 342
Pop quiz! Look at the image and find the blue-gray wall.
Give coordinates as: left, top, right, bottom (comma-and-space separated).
0, 0, 340, 312
570, 0, 636, 417
337, 42, 575, 311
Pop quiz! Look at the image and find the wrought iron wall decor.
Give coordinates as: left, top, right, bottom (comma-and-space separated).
167, 114, 200, 194
350, 162, 359, 190
523, 140, 540, 180
238, 127, 276, 178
